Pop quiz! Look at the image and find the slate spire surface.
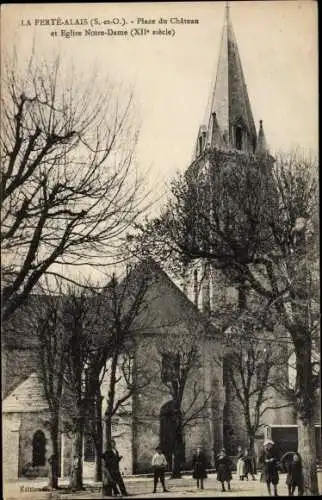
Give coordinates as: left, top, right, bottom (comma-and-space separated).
195, 2, 261, 156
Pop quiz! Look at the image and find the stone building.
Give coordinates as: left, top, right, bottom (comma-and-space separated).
2, 259, 223, 479
2, 3, 320, 482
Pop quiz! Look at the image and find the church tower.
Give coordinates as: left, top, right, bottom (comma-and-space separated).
187, 2, 271, 314
184, 3, 292, 457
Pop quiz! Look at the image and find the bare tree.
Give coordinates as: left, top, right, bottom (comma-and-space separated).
61, 282, 109, 490
78, 265, 152, 480
155, 330, 211, 478
101, 270, 151, 448
21, 285, 68, 489
134, 150, 320, 494
223, 309, 291, 457
1, 52, 145, 322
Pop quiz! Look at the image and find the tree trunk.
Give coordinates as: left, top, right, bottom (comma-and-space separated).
248, 432, 256, 458
48, 426, 59, 489
94, 391, 103, 482
104, 352, 118, 447
297, 418, 318, 495
172, 448, 182, 478
295, 337, 318, 496
171, 416, 183, 479
248, 433, 257, 475
70, 421, 84, 490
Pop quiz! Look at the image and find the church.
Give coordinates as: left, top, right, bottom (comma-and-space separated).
2, 4, 320, 482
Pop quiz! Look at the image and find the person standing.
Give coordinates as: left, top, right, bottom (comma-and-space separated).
259, 439, 279, 497
152, 446, 169, 493
111, 439, 128, 496
236, 445, 245, 480
102, 440, 128, 497
243, 449, 256, 481
248, 447, 257, 480
283, 452, 304, 496
216, 448, 232, 492
102, 444, 120, 497
192, 446, 208, 490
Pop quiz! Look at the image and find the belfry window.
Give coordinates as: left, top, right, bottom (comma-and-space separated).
236, 126, 243, 150
32, 430, 46, 466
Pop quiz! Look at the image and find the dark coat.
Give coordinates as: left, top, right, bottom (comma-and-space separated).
216, 454, 232, 482
285, 459, 303, 488
102, 448, 122, 484
243, 456, 253, 475
192, 452, 208, 479
102, 449, 121, 471
259, 449, 279, 485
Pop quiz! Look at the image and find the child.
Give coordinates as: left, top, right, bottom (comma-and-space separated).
151, 446, 169, 493
216, 448, 232, 492
243, 449, 256, 481
284, 453, 304, 496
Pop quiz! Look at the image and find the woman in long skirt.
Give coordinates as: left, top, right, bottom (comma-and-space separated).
236, 446, 246, 480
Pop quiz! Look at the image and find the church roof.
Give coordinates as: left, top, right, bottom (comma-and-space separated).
123, 257, 219, 338
2, 372, 48, 413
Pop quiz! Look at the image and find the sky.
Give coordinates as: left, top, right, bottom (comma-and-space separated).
2, 1, 318, 208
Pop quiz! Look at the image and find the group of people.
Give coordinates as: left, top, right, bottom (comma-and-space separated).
237, 446, 256, 481
153, 445, 234, 493
191, 446, 232, 492
101, 438, 305, 497
191, 440, 304, 496
259, 438, 304, 497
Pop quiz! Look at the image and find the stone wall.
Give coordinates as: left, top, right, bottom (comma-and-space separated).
18, 411, 52, 477
2, 413, 21, 480
132, 330, 222, 473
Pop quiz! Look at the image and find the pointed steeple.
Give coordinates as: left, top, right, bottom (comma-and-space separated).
255, 120, 269, 154
206, 2, 257, 153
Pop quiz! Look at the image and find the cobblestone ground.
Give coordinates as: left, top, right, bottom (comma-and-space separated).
4, 472, 322, 499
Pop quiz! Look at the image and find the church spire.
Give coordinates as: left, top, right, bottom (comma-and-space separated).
255, 120, 269, 155
205, 2, 257, 153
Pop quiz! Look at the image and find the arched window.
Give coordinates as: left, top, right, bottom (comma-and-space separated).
32, 430, 46, 466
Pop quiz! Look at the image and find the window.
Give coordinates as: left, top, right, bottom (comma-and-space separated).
236, 126, 243, 150
198, 135, 203, 156
32, 430, 46, 466
161, 353, 180, 383
84, 434, 95, 462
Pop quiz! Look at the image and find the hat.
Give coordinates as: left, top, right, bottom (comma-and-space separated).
263, 439, 274, 447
